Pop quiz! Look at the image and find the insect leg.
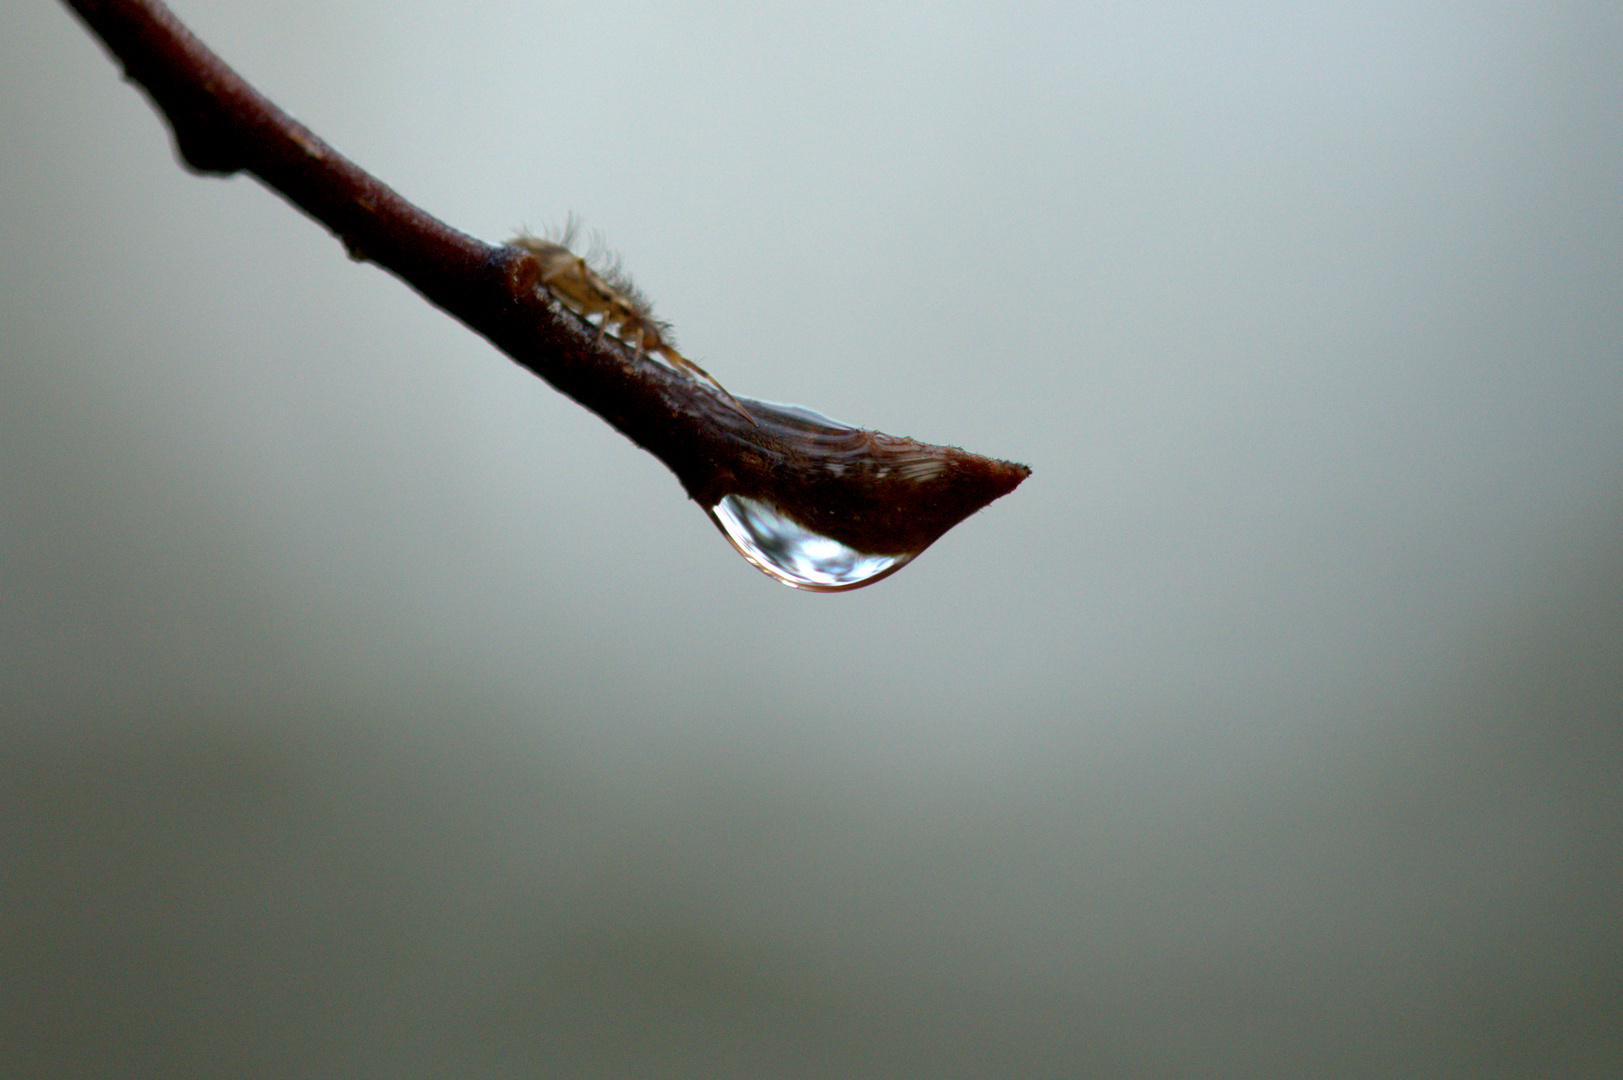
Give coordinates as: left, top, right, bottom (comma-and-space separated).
656, 345, 756, 426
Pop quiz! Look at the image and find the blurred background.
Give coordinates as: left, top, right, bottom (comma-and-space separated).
4, 1, 1621, 1075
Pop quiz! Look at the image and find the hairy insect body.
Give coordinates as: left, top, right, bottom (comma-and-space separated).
512, 230, 754, 424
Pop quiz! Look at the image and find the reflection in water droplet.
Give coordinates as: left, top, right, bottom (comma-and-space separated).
708, 495, 914, 592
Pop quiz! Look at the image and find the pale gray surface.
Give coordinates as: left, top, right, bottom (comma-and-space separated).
4, 1, 1622, 1076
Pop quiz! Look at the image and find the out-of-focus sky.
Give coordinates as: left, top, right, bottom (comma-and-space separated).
4, 1, 1621, 1075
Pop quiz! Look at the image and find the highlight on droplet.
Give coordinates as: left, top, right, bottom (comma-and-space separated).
707, 495, 914, 591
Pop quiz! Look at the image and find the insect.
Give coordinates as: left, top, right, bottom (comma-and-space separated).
511, 222, 755, 424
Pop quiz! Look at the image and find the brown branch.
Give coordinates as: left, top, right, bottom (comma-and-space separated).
60, 0, 1029, 591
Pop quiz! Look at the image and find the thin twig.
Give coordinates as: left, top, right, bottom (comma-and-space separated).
60, 0, 1029, 586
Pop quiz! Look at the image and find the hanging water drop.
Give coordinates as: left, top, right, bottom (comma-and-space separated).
708, 494, 914, 591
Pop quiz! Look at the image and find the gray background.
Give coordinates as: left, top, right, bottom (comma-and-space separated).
5, 1, 1621, 1075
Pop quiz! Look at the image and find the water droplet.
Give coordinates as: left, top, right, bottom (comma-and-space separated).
708, 494, 914, 592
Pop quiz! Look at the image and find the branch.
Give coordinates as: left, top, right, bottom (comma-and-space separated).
60, 0, 1030, 591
